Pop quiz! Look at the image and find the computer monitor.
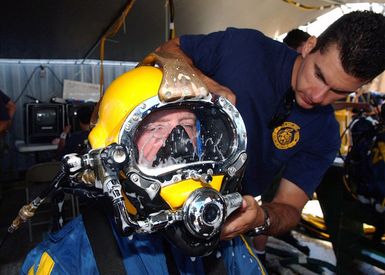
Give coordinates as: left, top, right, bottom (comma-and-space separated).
25, 103, 65, 144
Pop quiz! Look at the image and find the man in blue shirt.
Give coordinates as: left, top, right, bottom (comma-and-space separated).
0, 89, 15, 203
157, 11, 385, 249
57, 105, 93, 158
0, 89, 16, 136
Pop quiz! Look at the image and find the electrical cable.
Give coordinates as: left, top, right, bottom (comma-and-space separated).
14, 65, 64, 103
45, 66, 64, 87
337, 116, 360, 160
14, 66, 41, 103
44, 66, 65, 99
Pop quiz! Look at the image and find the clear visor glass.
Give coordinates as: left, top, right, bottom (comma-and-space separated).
133, 106, 235, 173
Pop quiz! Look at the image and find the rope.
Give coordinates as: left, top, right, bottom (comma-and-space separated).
99, 0, 136, 97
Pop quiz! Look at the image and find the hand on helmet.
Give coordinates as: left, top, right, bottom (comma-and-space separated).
220, 195, 263, 240
202, 75, 236, 105
212, 84, 236, 106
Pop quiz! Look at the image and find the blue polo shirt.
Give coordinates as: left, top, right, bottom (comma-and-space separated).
180, 28, 340, 197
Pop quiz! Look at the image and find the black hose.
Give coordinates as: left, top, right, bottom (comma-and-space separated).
0, 232, 9, 250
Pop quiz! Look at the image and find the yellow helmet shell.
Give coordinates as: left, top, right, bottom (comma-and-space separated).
89, 66, 163, 149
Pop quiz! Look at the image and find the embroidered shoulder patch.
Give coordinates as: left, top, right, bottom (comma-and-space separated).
272, 122, 300, 149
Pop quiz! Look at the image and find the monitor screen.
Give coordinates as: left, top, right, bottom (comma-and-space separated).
34, 108, 58, 131
25, 103, 65, 144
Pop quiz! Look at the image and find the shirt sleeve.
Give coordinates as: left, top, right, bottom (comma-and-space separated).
180, 30, 227, 76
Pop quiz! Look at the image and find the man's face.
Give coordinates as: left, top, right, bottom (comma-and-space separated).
294, 41, 366, 109
135, 109, 197, 166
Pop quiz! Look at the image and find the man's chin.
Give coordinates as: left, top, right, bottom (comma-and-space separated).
296, 96, 314, 109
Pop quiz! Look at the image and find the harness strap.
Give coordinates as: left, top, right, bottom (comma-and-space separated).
202, 251, 228, 275
82, 200, 126, 275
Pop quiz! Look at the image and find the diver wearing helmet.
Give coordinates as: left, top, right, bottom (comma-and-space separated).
21, 53, 266, 274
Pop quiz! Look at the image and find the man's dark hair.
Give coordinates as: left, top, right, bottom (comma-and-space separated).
77, 106, 93, 124
283, 29, 310, 50
312, 10, 385, 82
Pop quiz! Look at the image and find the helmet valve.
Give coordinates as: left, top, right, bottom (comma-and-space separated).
185, 169, 213, 184
182, 188, 242, 239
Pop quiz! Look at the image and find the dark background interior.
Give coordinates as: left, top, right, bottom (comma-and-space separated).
0, 0, 166, 61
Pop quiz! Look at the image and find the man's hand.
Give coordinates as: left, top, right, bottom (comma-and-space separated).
220, 195, 263, 240
202, 75, 236, 105
220, 179, 307, 240
156, 37, 237, 105
63, 125, 71, 135
214, 86, 236, 105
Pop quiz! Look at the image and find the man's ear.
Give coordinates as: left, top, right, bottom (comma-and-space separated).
301, 36, 317, 58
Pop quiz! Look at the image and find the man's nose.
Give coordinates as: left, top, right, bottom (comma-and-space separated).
309, 85, 329, 104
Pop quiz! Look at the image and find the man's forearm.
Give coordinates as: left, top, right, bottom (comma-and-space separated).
6, 100, 16, 119
262, 202, 301, 236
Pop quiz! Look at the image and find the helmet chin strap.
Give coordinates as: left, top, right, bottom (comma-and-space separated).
153, 125, 198, 167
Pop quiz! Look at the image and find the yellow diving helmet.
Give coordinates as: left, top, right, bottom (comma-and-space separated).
85, 52, 248, 256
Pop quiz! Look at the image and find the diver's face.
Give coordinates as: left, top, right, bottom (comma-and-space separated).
294, 42, 365, 109
136, 109, 197, 165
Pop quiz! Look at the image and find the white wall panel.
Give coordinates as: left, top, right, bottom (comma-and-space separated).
0, 59, 136, 140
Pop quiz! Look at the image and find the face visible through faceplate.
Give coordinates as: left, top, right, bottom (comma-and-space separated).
135, 109, 198, 168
